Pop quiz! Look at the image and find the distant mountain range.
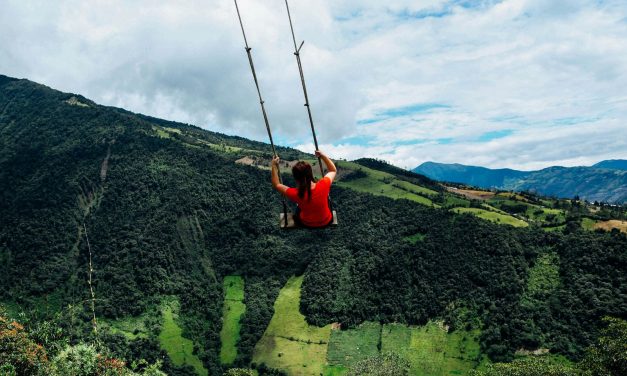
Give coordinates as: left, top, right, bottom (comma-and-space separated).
414, 160, 627, 203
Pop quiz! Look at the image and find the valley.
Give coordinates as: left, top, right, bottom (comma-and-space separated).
0, 75, 625, 376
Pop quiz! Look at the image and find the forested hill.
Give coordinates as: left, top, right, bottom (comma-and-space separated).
414, 160, 627, 203
1, 74, 626, 376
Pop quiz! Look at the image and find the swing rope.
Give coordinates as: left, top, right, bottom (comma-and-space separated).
234, 0, 289, 226
284, 0, 334, 213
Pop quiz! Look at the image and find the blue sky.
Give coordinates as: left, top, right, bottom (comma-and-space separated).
1, 0, 626, 170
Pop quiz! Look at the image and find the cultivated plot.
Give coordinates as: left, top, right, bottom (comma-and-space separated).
253, 276, 333, 375
220, 276, 246, 364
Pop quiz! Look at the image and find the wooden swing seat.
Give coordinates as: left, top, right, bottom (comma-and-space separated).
280, 210, 338, 229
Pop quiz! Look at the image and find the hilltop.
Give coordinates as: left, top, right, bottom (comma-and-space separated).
1, 74, 626, 376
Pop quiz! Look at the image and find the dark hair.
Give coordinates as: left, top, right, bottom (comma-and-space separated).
292, 161, 315, 200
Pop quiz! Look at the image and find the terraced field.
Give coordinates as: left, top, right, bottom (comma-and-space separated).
451, 207, 528, 227
381, 322, 487, 375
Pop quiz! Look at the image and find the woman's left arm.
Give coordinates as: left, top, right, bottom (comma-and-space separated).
271, 156, 289, 195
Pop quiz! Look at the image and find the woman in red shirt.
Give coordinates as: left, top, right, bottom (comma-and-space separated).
271, 150, 337, 227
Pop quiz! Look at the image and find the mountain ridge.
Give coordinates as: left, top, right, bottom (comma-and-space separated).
414, 160, 627, 203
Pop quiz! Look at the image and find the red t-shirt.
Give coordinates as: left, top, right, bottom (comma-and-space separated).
285, 176, 333, 227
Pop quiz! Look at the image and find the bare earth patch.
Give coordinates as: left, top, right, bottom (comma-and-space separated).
594, 220, 627, 233
446, 187, 496, 200
515, 348, 550, 356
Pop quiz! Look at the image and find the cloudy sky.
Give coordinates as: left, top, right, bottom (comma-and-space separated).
1, 0, 626, 170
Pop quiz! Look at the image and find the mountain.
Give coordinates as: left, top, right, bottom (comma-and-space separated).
593, 159, 627, 170
414, 161, 530, 188
414, 161, 627, 203
1, 74, 626, 376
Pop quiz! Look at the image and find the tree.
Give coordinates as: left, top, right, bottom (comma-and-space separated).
0, 314, 48, 376
580, 317, 627, 376
469, 356, 580, 376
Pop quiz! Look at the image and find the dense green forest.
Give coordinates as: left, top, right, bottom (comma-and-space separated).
1, 75, 626, 375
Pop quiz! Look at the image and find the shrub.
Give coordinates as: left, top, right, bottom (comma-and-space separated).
0, 315, 48, 376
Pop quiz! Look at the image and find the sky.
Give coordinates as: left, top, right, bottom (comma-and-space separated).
1, 0, 626, 170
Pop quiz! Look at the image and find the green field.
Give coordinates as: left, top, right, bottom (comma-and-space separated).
327, 321, 381, 369
444, 195, 471, 208
542, 224, 566, 232
381, 322, 487, 375
451, 207, 528, 227
488, 198, 566, 224
393, 180, 438, 197
159, 300, 207, 376
253, 276, 333, 375
527, 206, 565, 223
104, 314, 150, 340
153, 126, 172, 139
252, 276, 488, 376
338, 177, 434, 206
220, 276, 246, 365
581, 217, 597, 230
335, 161, 437, 207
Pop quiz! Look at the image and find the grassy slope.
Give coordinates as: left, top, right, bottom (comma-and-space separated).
220, 276, 246, 365
581, 217, 597, 231
253, 277, 487, 376
335, 161, 437, 207
488, 197, 566, 223
159, 301, 208, 376
451, 207, 528, 227
104, 314, 150, 340
253, 276, 332, 376
381, 322, 487, 376
327, 321, 381, 370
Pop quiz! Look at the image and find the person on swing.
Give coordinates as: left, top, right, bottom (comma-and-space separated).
271, 150, 336, 227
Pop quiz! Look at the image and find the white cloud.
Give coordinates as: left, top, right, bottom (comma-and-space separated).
1, 0, 626, 170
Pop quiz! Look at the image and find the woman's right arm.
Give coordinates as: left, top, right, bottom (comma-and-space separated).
315, 150, 337, 182
271, 156, 289, 195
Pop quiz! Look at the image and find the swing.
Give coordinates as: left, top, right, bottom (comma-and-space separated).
235, 0, 338, 229
280, 210, 338, 229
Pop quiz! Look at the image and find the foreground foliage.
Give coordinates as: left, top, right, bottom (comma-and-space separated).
0, 312, 165, 376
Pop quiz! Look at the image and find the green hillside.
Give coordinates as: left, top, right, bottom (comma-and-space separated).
1, 75, 626, 375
